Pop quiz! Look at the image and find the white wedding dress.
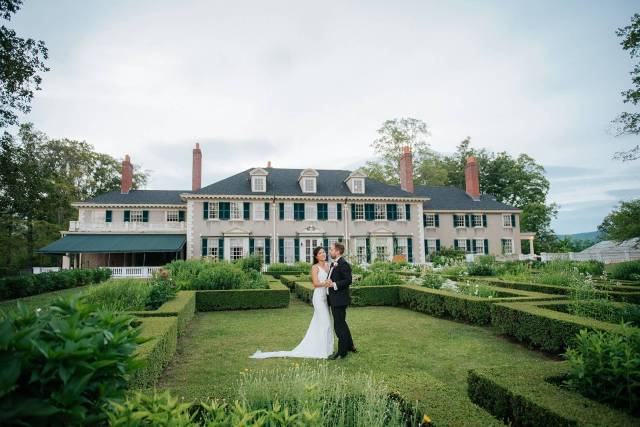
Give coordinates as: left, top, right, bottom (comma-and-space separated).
250, 266, 334, 359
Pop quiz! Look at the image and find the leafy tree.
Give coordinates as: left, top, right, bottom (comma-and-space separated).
598, 199, 640, 242
612, 13, 640, 161
0, 0, 49, 128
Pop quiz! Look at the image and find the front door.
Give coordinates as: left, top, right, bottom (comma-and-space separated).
304, 238, 320, 263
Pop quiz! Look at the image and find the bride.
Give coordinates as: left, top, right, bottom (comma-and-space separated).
250, 246, 334, 359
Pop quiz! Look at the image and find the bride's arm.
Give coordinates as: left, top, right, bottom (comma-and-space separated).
311, 265, 322, 288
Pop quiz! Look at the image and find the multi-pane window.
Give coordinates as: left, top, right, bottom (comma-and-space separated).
305, 204, 317, 221
502, 239, 513, 255
328, 204, 338, 220
284, 238, 295, 263
254, 238, 265, 260
208, 203, 219, 219
230, 202, 242, 220
396, 237, 408, 256
208, 246, 218, 260
374, 204, 386, 220
472, 214, 483, 227
454, 215, 466, 228
475, 239, 486, 254
424, 214, 436, 227
457, 239, 468, 252
374, 237, 388, 261
284, 203, 294, 220
503, 214, 513, 227
352, 178, 364, 193
354, 204, 364, 220
166, 210, 179, 222
254, 203, 265, 221
130, 210, 144, 222
426, 239, 438, 253
252, 176, 266, 192
396, 205, 406, 220
230, 238, 244, 260
303, 178, 316, 193
356, 238, 367, 263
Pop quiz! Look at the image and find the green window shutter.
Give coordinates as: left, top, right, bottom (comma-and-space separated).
337, 203, 342, 220
278, 238, 285, 262
294, 203, 305, 221
105, 210, 112, 223
264, 202, 270, 220
482, 214, 487, 227
178, 210, 185, 222
435, 214, 440, 227
454, 240, 458, 250
511, 214, 517, 227
452, 214, 457, 227
364, 204, 374, 221
405, 204, 411, 220
424, 239, 429, 255
351, 203, 356, 220
471, 240, 477, 253
386, 204, 396, 221
318, 203, 328, 221
142, 210, 149, 222
243, 202, 250, 220
407, 238, 413, 263
124, 210, 130, 222
323, 238, 329, 256
393, 237, 398, 255
249, 238, 254, 254
365, 237, 371, 263
294, 238, 300, 261
201, 238, 207, 257
218, 238, 224, 260
219, 202, 230, 220
465, 214, 470, 227
466, 240, 471, 253
203, 202, 209, 219
436, 239, 441, 251
264, 238, 271, 264
484, 239, 489, 254
279, 203, 284, 220
423, 214, 426, 227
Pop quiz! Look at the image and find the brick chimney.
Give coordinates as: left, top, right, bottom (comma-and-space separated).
267, 161, 272, 168
465, 156, 481, 200
192, 143, 202, 192
121, 154, 133, 194
399, 146, 414, 193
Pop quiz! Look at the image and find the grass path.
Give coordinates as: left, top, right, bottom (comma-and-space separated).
159, 297, 561, 426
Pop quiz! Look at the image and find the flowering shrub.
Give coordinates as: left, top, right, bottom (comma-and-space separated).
421, 274, 445, 289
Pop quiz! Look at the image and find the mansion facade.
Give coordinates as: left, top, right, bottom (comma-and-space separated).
40, 145, 532, 268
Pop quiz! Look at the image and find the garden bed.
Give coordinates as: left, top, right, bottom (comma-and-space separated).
195, 281, 290, 311
293, 280, 401, 306
127, 291, 196, 334
491, 300, 638, 353
399, 284, 563, 325
468, 364, 638, 426
129, 316, 179, 389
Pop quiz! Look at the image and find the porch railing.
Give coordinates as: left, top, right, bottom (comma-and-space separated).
69, 221, 185, 232
108, 266, 162, 278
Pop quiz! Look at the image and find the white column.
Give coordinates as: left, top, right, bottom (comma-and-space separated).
416, 202, 426, 264
186, 200, 194, 259
529, 238, 534, 256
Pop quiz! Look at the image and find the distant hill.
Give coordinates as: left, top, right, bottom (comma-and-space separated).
557, 231, 602, 242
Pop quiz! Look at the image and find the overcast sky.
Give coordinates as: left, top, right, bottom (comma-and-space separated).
11, 0, 640, 235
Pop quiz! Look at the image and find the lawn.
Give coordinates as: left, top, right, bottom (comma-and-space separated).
158, 298, 560, 426
0, 284, 96, 312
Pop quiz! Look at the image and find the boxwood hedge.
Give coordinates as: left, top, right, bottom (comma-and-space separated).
292, 280, 400, 307
195, 281, 290, 311
129, 316, 178, 389
128, 291, 196, 335
468, 364, 638, 426
0, 268, 111, 301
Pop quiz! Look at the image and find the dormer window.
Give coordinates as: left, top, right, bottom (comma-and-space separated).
249, 167, 268, 193
299, 168, 319, 193
345, 170, 366, 194
352, 178, 364, 194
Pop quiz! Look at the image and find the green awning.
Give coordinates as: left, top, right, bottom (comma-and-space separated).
38, 234, 186, 254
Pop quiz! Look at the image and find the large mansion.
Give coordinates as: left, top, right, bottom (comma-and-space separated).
41, 145, 533, 268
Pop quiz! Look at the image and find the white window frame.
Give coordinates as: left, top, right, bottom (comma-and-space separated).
472, 214, 483, 228
328, 204, 338, 221
208, 202, 219, 220
502, 238, 514, 255
503, 214, 513, 227
374, 204, 386, 220
424, 213, 436, 228
426, 239, 438, 253
251, 176, 266, 192
230, 238, 244, 260
454, 214, 466, 228
354, 203, 364, 220
396, 205, 406, 220
475, 239, 486, 254
284, 238, 295, 264
302, 177, 316, 193
352, 178, 365, 194
130, 210, 144, 222
166, 210, 180, 222
305, 203, 317, 221
253, 203, 265, 221
284, 203, 294, 221
254, 238, 265, 260
207, 245, 218, 260
355, 238, 367, 263
230, 202, 243, 220
457, 239, 468, 253
396, 237, 408, 256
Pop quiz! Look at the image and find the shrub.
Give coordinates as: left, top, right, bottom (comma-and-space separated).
357, 270, 404, 287
457, 282, 499, 298
235, 254, 263, 273
369, 261, 408, 272
106, 390, 195, 426
564, 327, 640, 416
0, 297, 144, 425
421, 274, 445, 289
145, 271, 178, 310
195, 282, 290, 311
292, 261, 311, 274
467, 263, 497, 276
0, 268, 111, 301
128, 316, 178, 389
82, 279, 151, 312
429, 247, 466, 267
610, 260, 640, 281
173, 261, 268, 291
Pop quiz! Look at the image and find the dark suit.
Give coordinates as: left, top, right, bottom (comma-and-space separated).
328, 257, 354, 356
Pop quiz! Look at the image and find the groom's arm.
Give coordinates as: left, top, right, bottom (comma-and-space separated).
333, 262, 352, 291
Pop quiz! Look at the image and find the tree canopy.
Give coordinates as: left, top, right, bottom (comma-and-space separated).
598, 199, 640, 242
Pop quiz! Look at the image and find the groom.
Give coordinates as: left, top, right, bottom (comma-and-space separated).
325, 242, 356, 360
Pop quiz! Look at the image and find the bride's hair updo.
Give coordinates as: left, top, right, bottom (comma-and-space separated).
312, 246, 325, 265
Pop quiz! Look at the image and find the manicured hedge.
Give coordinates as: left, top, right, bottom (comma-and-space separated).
0, 268, 111, 301
468, 364, 638, 427
128, 291, 196, 335
280, 274, 307, 290
399, 285, 562, 325
129, 316, 178, 389
293, 280, 401, 307
491, 300, 637, 353
196, 282, 290, 311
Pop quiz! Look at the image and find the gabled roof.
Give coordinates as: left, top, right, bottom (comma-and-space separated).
414, 185, 519, 211
77, 190, 189, 205
193, 168, 419, 198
